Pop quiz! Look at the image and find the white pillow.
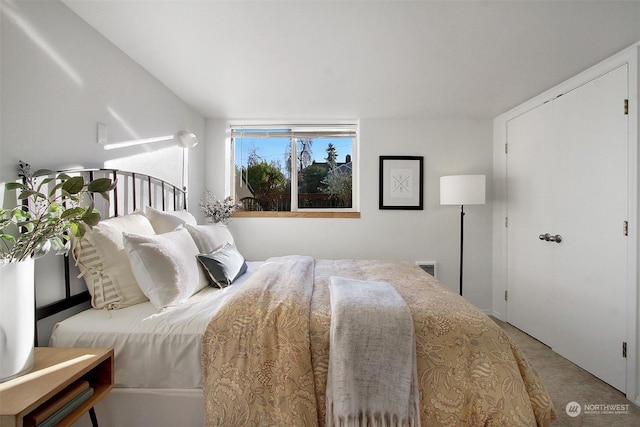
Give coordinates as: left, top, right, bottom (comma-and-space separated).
123, 227, 209, 310
144, 206, 197, 234
72, 213, 154, 309
185, 223, 235, 254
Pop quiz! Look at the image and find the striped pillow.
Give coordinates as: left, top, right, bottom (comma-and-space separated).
73, 213, 155, 309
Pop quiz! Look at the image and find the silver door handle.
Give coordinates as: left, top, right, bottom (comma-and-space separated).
539, 233, 562, 243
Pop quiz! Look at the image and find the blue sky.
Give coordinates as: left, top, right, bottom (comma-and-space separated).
235, 137, 352, 171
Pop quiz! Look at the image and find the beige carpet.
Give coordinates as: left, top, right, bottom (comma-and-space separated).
492, 317, 640, 426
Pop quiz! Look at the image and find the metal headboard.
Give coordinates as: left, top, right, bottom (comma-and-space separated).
33, 169, 187, 345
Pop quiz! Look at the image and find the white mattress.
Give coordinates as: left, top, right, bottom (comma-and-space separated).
50, 262, 262, 389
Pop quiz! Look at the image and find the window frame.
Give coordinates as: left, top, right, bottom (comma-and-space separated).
228, 122, 360, 217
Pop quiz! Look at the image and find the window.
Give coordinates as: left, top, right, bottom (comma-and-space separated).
230, 124, 358, 216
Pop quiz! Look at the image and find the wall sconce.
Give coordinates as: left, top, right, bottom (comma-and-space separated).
175, 131, 199, 148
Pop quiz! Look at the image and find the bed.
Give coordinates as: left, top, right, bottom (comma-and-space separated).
40, 169, 556, 426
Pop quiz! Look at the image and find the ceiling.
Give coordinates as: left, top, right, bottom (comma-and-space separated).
62, 0, 640, 120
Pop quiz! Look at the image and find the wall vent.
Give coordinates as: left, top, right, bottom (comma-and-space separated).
416, 261, 437, 278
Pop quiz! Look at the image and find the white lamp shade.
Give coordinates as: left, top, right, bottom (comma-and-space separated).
440, 175, 486, 205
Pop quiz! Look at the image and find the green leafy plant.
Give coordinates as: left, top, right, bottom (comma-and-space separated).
0, 161, 115, 263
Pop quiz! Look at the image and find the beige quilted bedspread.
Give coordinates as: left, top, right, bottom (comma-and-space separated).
202, 256, 556, 426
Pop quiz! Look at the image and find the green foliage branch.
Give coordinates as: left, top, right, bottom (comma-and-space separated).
0, 161, 115, 263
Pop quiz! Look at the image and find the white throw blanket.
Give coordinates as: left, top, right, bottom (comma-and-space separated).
326, 277, 421, 427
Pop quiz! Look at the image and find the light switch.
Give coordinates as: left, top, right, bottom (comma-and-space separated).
97, 123, 108, 145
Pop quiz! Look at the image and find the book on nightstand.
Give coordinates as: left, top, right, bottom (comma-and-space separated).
22, 380, 92, 427
37, 387, 94, 427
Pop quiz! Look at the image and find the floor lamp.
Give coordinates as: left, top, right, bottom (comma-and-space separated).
440, 175, 486, 296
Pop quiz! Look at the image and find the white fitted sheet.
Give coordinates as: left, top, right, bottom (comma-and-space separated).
50, 262, 262, 389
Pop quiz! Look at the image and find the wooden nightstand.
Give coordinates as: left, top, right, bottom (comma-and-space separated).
0, 347, 114, 427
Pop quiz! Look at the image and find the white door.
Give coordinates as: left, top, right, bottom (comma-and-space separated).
507, 65, 629, 391
506, 102, 556, 346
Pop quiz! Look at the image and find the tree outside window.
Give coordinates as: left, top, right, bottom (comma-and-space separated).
232, 126, 357, 212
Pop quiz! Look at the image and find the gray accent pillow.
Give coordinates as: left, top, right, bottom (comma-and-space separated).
197, 244, 247, 288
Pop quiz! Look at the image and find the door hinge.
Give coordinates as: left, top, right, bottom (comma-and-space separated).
505, 143, 508, 154
624, 99, 629, 115
505, 217, 508, 228
623, 342, 627, 358
623, 221, 628, 236
504, 290, 508, 301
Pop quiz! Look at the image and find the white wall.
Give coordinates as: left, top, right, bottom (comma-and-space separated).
1, 1, 494, 312
0, 0, 206, 343
206, 118, 494, 310
0, 0, 206, 214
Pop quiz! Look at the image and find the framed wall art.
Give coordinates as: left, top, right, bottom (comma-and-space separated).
379, 156, 424, 210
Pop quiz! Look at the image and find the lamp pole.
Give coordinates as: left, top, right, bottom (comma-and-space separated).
439, 174, 486, 298
459, 205, 465, 296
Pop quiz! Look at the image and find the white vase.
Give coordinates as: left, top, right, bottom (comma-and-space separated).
0, 259, 35, 382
